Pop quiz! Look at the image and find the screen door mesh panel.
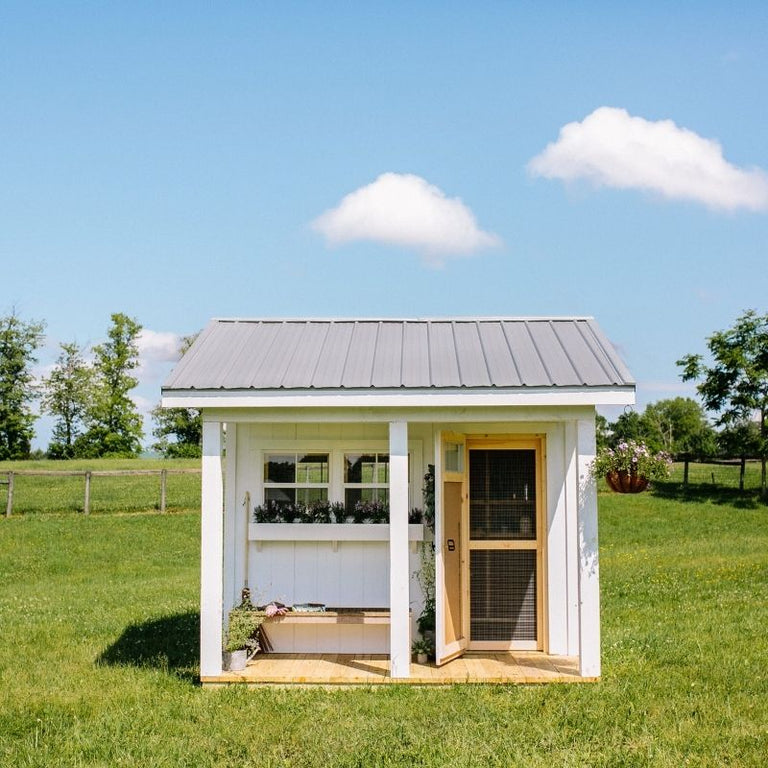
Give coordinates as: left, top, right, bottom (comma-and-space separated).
470, 550, 537, 641
469, 450, 537, 540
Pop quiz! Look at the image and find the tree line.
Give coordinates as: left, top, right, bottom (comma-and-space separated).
1, 308, 766, 494
596, 396, 760, 460
0, 311, 200, 460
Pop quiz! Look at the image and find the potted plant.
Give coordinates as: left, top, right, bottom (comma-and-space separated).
355, 499, 389, 523
223, 596, 265, 671
591, 440, 672, 493
307, 499, 332, 523
412, 637, 432, 665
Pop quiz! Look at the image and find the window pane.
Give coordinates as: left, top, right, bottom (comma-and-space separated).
345, 487, 389, 508
265, 487, 296, 506
346, 453, 378, 483
297, 487, 328, 505
345, 454, 362, 483
297, 454, 329, 484
445, 442, 463, 473
374, 454, 389, 483
360, 455, 377, 483
265, 454, 295, 483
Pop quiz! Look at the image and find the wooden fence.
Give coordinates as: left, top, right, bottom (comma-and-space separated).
2, 468, 201, 517
679, 457, 753, 491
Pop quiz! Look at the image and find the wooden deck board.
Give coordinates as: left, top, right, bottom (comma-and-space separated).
204, 652, 593, 686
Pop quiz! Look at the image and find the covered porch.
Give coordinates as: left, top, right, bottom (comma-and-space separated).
201, 651, 594, 686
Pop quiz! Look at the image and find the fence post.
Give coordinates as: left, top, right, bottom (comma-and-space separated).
683, 458, 689, 488
84, 471, 91, 515
5, 472, 13, 518
740, 457, 746, 492
160, 469, 167, 514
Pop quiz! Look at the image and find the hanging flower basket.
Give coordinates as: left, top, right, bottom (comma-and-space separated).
605, 471, 649, 494
590, 440, 672, 493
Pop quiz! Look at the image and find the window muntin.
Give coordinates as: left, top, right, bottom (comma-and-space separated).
264, 453, 329, 508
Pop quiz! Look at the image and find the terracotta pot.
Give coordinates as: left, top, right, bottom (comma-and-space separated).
605, 471, 649, 494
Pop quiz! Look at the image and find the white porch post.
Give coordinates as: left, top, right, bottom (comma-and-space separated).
389, 420, 410, 678
200, 420, 225, 678
223, 423, 238, 614
576, 415, 601, 678
564, 421, 580, 655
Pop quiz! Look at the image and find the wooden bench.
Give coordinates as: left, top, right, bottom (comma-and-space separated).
269, 608, 394, 625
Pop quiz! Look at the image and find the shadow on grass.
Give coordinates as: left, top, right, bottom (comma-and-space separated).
97, 611, 199, 683
650, 480, 764, 509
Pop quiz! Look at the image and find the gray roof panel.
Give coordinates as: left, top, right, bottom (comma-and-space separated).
311, 321, 353, 388
428, 322, 461, 387
371, 322, 404, 388
163, 317, 634, 392
341, 321, 378, 387
453, 322, 491, 387
401, 321, 431, 387
477, 321, 522, 387
500, 321, 552, 385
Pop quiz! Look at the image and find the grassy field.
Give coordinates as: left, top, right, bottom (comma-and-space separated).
0, 458, 201, 515
1, 487, 767, 766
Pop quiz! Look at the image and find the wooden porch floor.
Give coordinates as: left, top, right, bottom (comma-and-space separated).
202, 652, 596, 686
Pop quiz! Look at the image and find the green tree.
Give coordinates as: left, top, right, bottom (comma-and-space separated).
41, 342, 94, 459
717, 420, 761, 460
640, 397, 716, 459
0, 313, 45, 459
151, 334, 201, 458
609, 410, 644, 446
595, 413, 610, 452
76, 313, 143, 457
678, 310, 768, 499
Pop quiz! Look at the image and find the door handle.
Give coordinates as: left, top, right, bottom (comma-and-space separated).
447, 539, 456, 551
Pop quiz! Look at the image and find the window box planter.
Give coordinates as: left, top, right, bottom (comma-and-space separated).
249, 522, 427, 549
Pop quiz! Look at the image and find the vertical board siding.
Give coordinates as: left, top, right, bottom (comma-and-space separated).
250, 542, 392, 607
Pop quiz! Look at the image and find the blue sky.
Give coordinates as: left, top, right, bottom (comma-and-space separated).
3, 2, 767, 448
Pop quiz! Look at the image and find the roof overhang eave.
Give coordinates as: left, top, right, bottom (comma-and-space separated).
161, 385, 636, 410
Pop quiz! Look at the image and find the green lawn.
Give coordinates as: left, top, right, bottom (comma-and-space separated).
1, 490, 767, 766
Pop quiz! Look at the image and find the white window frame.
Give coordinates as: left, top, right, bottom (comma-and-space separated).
254, 439, 423, 510
262, 451, 331, 507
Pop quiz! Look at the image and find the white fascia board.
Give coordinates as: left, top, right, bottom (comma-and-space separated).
162, 386, 635, 410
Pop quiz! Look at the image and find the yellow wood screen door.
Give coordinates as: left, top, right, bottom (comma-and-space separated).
467, 438, 544, 652
436, 433, 468, 666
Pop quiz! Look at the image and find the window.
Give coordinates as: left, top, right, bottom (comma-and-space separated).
444, 441, 464, 474
264, 453, 329, 508
344, 453, 389, 509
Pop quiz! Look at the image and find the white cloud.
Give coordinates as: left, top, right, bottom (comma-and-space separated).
136, 329, 182, 381
311, 172, 500, 264
527, 106, 768, 212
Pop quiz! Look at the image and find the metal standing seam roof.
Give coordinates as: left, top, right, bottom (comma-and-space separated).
162, 318, 635, 392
